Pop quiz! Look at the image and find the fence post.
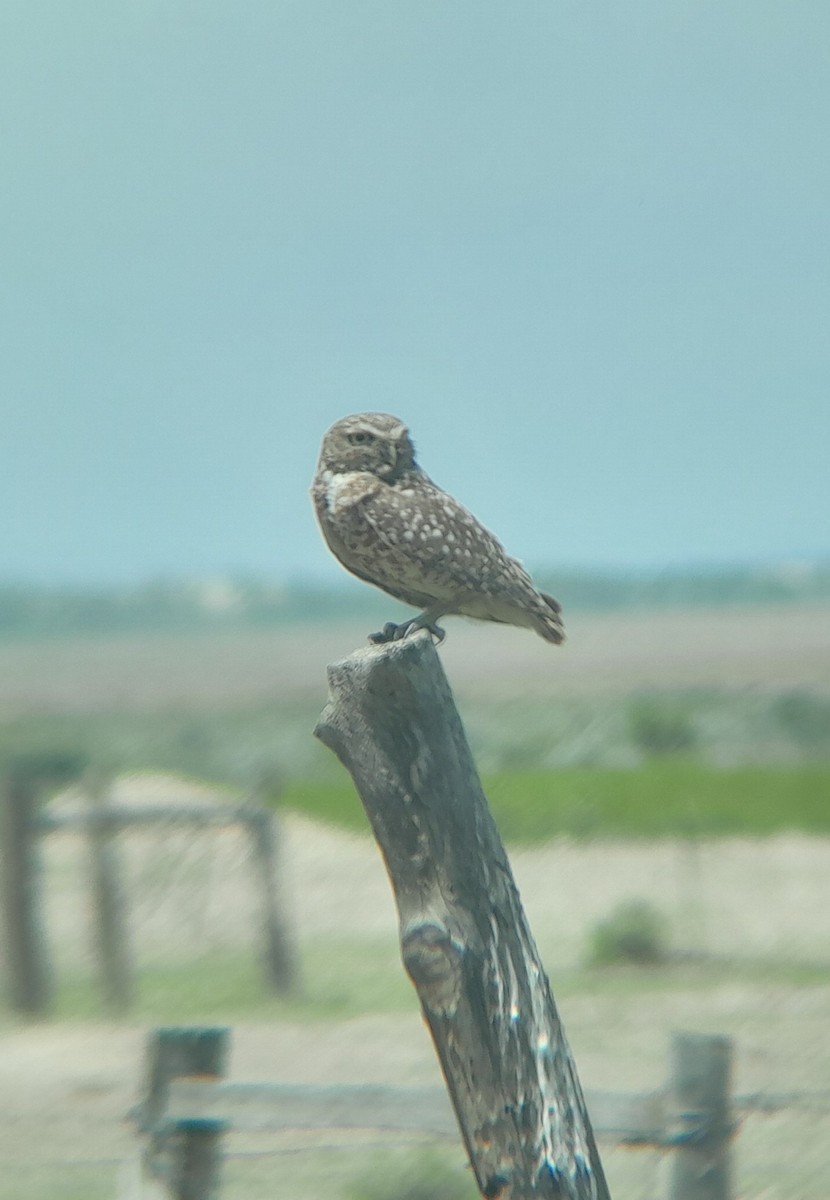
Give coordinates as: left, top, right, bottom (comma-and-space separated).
86, 769, 134, 1013
668, 1031, 734, 1200
315, 633, 609, 1200
0, 765, 52, 1014
246, 805, 298, 995
137, 1026, 230, 1200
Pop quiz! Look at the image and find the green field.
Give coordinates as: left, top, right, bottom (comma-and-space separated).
284, 761, 830, 842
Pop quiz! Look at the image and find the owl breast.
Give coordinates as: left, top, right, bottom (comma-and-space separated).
313, 470, 465, 609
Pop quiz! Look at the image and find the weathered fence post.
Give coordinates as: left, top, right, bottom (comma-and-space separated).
137, 1026, 229, 1200
314, 633, 610, 1200
245, 803, 298, 995
0, 764, 52, 1014
86, 768, 134, 1013
668, 1032, 733, 1200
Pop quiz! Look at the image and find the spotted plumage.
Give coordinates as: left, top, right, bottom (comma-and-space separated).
311, 412, 565, 645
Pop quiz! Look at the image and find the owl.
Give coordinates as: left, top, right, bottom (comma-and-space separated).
311, 412, 565, 646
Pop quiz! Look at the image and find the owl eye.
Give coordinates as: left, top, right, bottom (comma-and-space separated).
348, 431, 375, 445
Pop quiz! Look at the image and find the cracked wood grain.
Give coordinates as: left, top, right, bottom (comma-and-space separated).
314, 633, 610, 1200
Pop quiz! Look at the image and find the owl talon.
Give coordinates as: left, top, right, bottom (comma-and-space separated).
395, 618, 446, 643
368, 619, 446, 645
368, 622, 402, 644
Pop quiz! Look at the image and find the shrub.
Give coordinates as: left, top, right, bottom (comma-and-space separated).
772, 692, 830, 752
347, 1150, 477, 1200
627, 698, 698, 758
587, 899, 669, 966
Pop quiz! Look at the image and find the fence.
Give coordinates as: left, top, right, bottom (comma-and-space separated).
0, 766, 298, 1013
129, 1024, 751, 1200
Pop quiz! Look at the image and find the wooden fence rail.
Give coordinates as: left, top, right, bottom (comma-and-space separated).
165, 1077, 666, 1143
130, 1026, 736, 1200
35, 801, 270, 832
0, 781, 298, 1014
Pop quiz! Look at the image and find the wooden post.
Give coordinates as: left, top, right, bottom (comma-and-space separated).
245, 806, 298, 995
86, 769, 134, 1013
0, 767, 52, 1014
168, 1118, 229, 1200
138, 1027, 229, 1200
315, 634, 609, 1200
668, 1032, 733, 1200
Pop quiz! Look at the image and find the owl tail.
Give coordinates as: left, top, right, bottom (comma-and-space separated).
534, 592, 566, 644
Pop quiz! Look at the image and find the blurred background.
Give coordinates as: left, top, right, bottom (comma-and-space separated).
1, 3, 829, 1198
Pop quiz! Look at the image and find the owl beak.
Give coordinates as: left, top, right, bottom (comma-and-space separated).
379, 435, 402, 477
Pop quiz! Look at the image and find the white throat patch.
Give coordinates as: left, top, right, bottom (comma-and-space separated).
324, 470, 379, 515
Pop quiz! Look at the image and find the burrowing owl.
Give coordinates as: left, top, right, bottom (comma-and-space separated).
311, 412, 565, 645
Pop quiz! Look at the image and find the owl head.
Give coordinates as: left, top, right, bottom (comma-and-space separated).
317, 412, 417, 480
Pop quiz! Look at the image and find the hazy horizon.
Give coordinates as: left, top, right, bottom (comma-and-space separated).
3, 553, 830, 593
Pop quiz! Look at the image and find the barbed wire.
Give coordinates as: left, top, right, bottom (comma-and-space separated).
736, 1089, 830, 1114
12, 1092, 830, 1175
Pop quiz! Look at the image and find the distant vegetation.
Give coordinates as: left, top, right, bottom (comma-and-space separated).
284, 763, 830, 842
1, 566, 828, 844
2, 686, 829, 788
347, 1151, 478, 1200
587, 900, 669, 966
3, 687, 830, 793
0, 578, 377, 638
0, 560, 828, 638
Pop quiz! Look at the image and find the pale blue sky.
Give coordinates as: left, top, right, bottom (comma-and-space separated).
2, 2, 828, 584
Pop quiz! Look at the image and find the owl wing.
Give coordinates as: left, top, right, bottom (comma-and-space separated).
362, 479, 565, 640
357, 475, 535, 601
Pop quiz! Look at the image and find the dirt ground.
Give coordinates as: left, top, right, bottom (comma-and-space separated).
1, 603, 829, 714
2, 773, 830, 1199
